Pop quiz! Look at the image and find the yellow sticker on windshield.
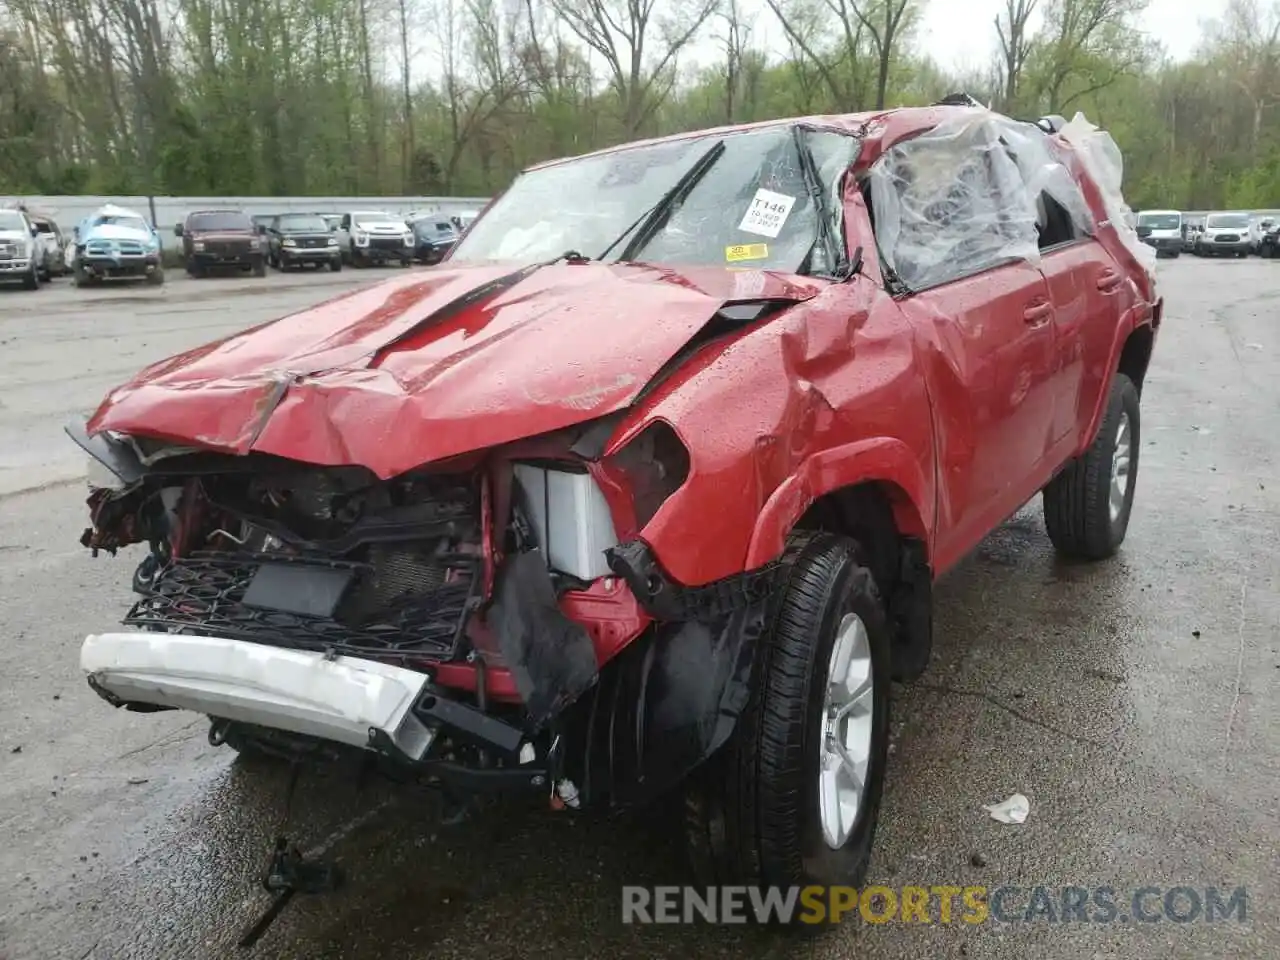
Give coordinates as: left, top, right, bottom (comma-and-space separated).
725, 243, 769, 262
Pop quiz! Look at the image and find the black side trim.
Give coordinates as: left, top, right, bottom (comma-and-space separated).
605, 539, 782, 622
488, 549, 599, 729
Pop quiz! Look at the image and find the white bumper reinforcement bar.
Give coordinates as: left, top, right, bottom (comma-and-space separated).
81, 631, 435, 760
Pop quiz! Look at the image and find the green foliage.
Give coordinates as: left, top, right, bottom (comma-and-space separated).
0, 0, 1276, 210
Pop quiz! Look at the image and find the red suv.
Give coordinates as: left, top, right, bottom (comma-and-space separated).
70, 101, 1158, 910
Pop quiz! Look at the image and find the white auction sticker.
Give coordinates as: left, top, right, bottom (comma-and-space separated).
738, 189, 797, 238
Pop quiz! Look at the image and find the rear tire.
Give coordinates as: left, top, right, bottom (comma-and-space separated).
1042, 372, 1140, 560
684, 532, 891, 906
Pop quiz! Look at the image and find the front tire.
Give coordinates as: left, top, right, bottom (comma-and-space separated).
22, 262, 39, 290
1043, 372, 1140, 560
252, 258, 266, 278
684, 532, 891, 903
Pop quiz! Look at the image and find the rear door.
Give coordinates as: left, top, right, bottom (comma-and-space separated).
868, 131, 1058, 567
1022, 177, 1128, 455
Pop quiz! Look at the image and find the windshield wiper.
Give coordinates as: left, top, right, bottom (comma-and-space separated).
792, 125, 852, 281
596, 139, 727, 262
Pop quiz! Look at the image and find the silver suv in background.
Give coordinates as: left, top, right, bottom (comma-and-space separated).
0, 207, 44, 290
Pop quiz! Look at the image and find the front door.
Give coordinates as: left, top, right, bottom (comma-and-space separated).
865, 130, 1059, 571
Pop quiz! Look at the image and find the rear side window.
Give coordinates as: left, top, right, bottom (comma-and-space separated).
868, 119, 1038, 290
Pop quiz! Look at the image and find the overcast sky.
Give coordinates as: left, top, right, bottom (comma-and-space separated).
919, 0, 1227, 71
681, 0, 1230, 74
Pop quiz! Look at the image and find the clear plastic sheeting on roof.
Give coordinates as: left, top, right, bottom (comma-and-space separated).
868, 110, 1099, 291
999, 120, 1096, 235
1057, 112, 1157, 280
870, 112, 1040, 290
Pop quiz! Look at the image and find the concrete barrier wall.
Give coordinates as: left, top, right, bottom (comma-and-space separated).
0, 195, 492, 232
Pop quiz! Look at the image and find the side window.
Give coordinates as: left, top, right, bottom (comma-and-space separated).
868, 130, 1036, 291
1033, 192, 1081, 249
998, 134, 1093, 251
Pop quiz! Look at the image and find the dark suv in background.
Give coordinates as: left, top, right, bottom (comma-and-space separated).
407, 214, 459, 264
262, 213, 342, 272
175, 210, 265, 277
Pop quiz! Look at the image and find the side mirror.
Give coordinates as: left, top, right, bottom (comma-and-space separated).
173, 223, 183, 237
29, 224, 39, 237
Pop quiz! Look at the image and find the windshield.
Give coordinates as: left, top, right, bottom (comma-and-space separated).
1206, 213, 1249, 228
1138, 213, 1180, 230
92, 215, 148, 232
189, 212, 251, 231
0, 211, 27, 231
449, 125, 860, 274
412, 219, 456, 235
352, 212, 402, 226
277, 215, 330, 232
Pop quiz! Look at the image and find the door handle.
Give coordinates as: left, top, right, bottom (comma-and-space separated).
1023, 301, 1052, 325
1097, 269, 1121, 292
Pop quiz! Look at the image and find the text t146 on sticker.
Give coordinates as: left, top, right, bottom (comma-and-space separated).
738, 189, 797, 239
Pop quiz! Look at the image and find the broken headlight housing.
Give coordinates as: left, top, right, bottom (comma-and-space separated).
600, 420, 691, 530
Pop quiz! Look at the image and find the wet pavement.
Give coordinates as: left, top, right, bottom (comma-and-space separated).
0, 257, 1276, 959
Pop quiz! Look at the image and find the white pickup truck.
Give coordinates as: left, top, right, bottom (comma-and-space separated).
333, 209, 415, 267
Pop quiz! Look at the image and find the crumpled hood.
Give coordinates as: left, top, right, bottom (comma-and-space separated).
87, 261, 823, 477
86, 224, 152, 243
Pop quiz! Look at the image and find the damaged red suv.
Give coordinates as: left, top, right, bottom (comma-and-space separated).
70, 101, 1159, 905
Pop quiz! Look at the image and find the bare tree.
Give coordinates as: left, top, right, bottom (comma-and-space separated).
397, 0, 415, 192
1213, 0, 1280, 146
714, 0, 754, 121
996, 0, 1038, 109
765, 0, 869, 108
850, 0, 916, 109
547, 0, 718, 137
1035, 0, 1150, 112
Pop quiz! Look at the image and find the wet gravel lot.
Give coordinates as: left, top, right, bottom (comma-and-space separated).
0, 259, 1276, 959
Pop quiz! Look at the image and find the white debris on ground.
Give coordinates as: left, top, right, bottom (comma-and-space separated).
983, 793, 1031, 824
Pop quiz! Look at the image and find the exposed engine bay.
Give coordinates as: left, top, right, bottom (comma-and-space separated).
74, 417, 770, 819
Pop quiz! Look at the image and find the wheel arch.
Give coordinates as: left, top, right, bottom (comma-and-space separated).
744, 439, 935, 681
1079, 304, 1158, 453
745, 437, 933, 572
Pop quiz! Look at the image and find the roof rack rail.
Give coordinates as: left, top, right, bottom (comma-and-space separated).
934, 92, 988, 108
1034, 114, 1067, 133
